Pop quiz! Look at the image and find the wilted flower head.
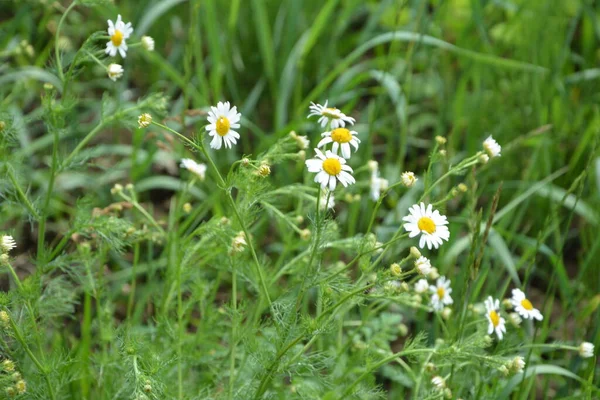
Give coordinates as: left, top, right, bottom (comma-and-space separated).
401, 171, 417, 188
483, 135, 501, 158
414, 256, 432, 275
230, 232, 247, 254
180, 159, 207, 181
414, 279, 429, 294
1, 236, 16, 253
141, 36, 155, 51
431, 376, 445, 389
578, 342, 594, 358
107, 63, 124, 81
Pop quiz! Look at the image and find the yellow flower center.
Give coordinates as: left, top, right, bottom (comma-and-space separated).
216, 117, 230, 136
417, 217, 436, 234
489, 310, 500, 327
520, 298, 534, 311
322, 158, 342, 176
111, 30, 124, 46
436, 287, 445, 299
322, 107, 339, 118
330, 128, 352, 143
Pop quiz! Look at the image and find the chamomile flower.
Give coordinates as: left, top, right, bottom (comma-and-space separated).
105, 15, 134, 58
138, 113, 152, 128
510, 289, 543, 321
414, 256, 432, 275
205, 102, 241, 150
308, 101, 355, 129
430, 277, 453, 311
180, 159, 207, 181
305, 149, 355, 190
414, 279, 429, 294
401, 171, 417, 187
107, 63, 124, 81
141, 36, 155, 51
403, 203, 450, 250
483, 135, 501, 158
369, 172, 389, 201
578, 342, 594, 358
484, 296, 506, 340
1, 236, 16, 253
317, 128, 360, 159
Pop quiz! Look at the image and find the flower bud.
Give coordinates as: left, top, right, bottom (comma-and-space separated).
435, 135, 447, 145
409, 246, 421, 259
138, 113, 152, 128
390, 263, 402, 276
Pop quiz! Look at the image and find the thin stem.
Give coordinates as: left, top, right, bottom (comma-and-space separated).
6, 168, 40, 219
54, 1, 77, 83
228, 258, 237, 399
420, 155, 481, 202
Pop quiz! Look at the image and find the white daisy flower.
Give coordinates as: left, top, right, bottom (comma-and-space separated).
510, 289, 543, 321
484, 296, 506, 340
205, 101, 241, 150
105, 15, 134, 58
401, 171, 417, 187
1, 236, 16, 253
483, 135, 501, 158
305, 149, 355, 190
430, 276, 453, 311
578, 342, 594, 358
141, 36, 155, 51
414, 256, 432, 275
319, 189, 335, 210
317, 128, 360, 159
308, 101, 355, 129
369, 172, 389, 201
107, 63, 123, 81
180, 159, 207, 181
414, 279, 429, 294
403, 203, 450, 250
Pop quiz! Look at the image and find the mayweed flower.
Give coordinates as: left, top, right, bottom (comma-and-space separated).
299, 229, 311, 241
138, 113, 152, 128
105, 15, 134, 58
180, 159, 207, 181
2, 359, 14, 372
483, 135, 501, 158
484, 296, 506, 340
431, 376, 445, 389
510, 289, 543, 321
403, 203, 450, 250
509, 356, 525, 374
319, 189, 335, 210
308, 101, 355, 129
107, 63, 124, 81
141, 36, 155, 51
230, 232, 247, 254
414, 279, 429, 294
1, 236, 16, 253
369, 172, 389, 201
390, 263, 402, 276
401, 171, 417, 188
305, 149, 355, 190
414, 256, 432, 275
257, 164, 271, 177
578, 342, 594, 358
206, 102, 241, 150
289, 131, 309, 149
508, 312, 522, 327
430, 277, 453, 311
317, 128, 360, 159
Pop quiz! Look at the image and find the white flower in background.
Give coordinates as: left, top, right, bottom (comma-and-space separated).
230, 232, 247, 254
508, 312, 522, 327
180, 159, 207, 181
430, 277, 453, 311
305, 149, 355, 190
369, 172, 389, 201
414, 279, 429, 294
317, 128, 360, 159
578, 342, 594, 358
205, 101, 241, 150
414, 256, 432, 275
138, 113, 152, 128
510, 289, 543, 321
401, 171, 417, 187
484, 296, 506, 340
403, 203, 450, 250
431, 376, 445, 389
428, 267, 440, 280
319, 189, 335, 210
483, 135, 501, 158
289, 131, 309, 149
367, 160, 378, 173
308, 101, 355, 129
141, 36, 155, 51
105, 15, 134, 58
509, 356, 525, 374
1, 236, 16, 253
107, 63, 123, 81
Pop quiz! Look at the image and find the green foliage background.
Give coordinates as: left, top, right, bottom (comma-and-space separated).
0, 0, 599, 399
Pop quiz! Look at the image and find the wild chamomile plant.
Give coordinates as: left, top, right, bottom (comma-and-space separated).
1, 1, 598, 399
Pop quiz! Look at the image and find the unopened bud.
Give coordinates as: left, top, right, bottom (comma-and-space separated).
300, 229, 311, 241
409, 246, 421, 259
458, 183, 468, 193
183, 203, 192, 214
257, 164, 271, 177
390, 263, 402, 276
435, 136, 447, 145
479, 154, 490, 164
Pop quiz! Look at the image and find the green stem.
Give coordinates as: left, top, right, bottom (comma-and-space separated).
6, 168, 40, 219
54, 1, 77, 83
229, 258, 237, 399
420, 155, 481, 202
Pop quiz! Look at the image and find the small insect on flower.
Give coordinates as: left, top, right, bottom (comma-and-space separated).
141, 36, 155, 51
305, 149, 355, 190
180, 159, 207, 181
414, 256, 432, 275
401, 171, 417, 188
430, 277, 453, 311
205, 101, 241, 150
403, 203, 450, 250
510, 289, 543, 321
483, 135, 501, 158
107, 63, 124, 81
308, 101, 355, 129
578, 342, 594, 358
138, 113, 152, 128
1, 236, 16, 253
484, 296, 506, 340
317, 128, 360, 159
105, 15, 134, 58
